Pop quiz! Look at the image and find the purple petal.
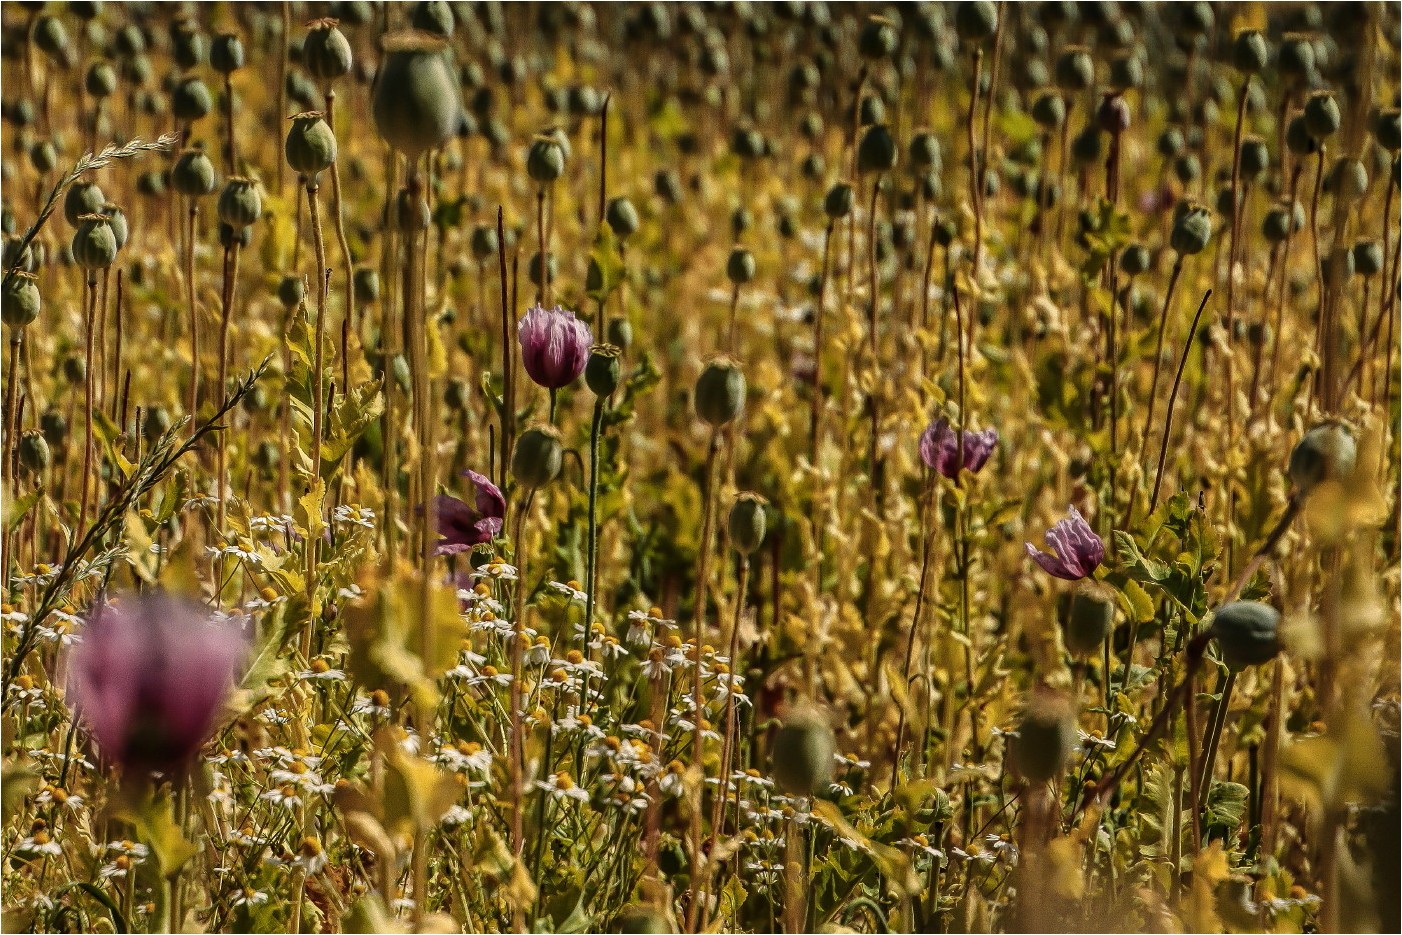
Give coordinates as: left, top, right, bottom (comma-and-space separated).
433, 493, 484, 554
518, 305, 592, 389
1025, 541, 1077, 580
464, 469, 506, 523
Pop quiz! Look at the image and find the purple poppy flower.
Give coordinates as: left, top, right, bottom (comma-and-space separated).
432, 469, 506, 555
518, 304, 592, 389
67, 592, 248, 776
1025, 506, 1105, 581
918, 417, 998, 478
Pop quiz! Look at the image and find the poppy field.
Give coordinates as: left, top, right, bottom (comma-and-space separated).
1, 2, 1399, 933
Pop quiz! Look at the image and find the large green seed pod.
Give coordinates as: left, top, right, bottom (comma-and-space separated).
1063, 581, 1115, 657
171, 149, 217, 197
954, 0, 997, 43
585, 343, 623, 398
210, 33, 245, 74
102, 205, 128, 250
304, 19, 353, 83
511, 425, 564, 489
856, 123, 898, 174
1232, 30, 1269, 74
217, 177, 262, 228
1170, 202, 1213, 255
770, 708, 836, 796
1010, 689, 1075, 784
17, 431, 50, 474
372, 31, 461, 159
64, 180, 107, 227
694, 358, 745, 427
725, 247, 755, 286
1031, 92, 1066, 130
1, 272, 41, 329
285, 112, 337, 180
85, 61, 118, 98
171, 76, 213, 123
353, 266, 381, 303
605, 197, 639, 239
277, 275, 307, 310
727, 492, 768, 556
72, 214, 119, 270
1354, 240, 1384, 278
824, 182, 854, 220
1055, 46, 1094, 93
1210, 602, 1280, 670
1288, 422, 1356, 493
1239, 136, 1269, 178
1303, 91, 1341, 139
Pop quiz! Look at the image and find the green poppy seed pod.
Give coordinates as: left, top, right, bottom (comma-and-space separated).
607, 317, 632, 351
4, 236, 35, 274
241, 383, 269, 415
102, 205, 128, 250
653, 169, 681, 204
526, 135, 567, 185
770, 708, 836, 796
33, 15, 69, 61
285, 112, 337, 180
726, 247, 755, 286
217, 177, 262, 228
443, 378, 470, 412
824, 182, 854, 220
1055, 47, 1094, 93
1261, 203, 1298, 243
469, 225, 499, 261
954, 0, 997, 43
170, 149, 217, 197
731, 125, 767, 159
1156, 126, 1185, 158
1353, 239, 1384, 278
1170, 202, 1213, 255
856, 124, 898, 174
1232, 29, 1269, 74
798, 112, 824, 141
1031, 92, 1066, 130
908, 132, 941, 172
1010, 689, 1075, 784
727, 492, 768, 555
62, 356, 86, 385
1330, 158, 1368, 205
694, 358, 745, 427
39, 408, 66, 447
1239, 136, 1269, 178
1375, 109, 1401, 153
122, 54, 152, 87
373, 32, 462, 159
394, 189, 430, 233
933, 217, 958, 247
1303, 91, 1341, 139
17, 431, 49, 474
252, 439, 280, 476
285, 71, 321, 111
858, 95, 886, 128
353, 267, 381, 303
526, 251, 555, 288
1109, 52, 1143, 91
1286, 116, 1319, 157
858, 16, 898, 61
64, 180, 107, 227
1119, 244, 1151, 276
1289, 422, 1356, 493
585, 343, 623, 397
210, 33, 245, 75
171, 76, 213, 124
277, 275, 306, 310
29, 140, 57, 175
610, 905, 675, 934
85, 61, 118, 98
1278, 34, 1315, 78
1210, 602, 1280, 670
218, 222, 250, 250
142, 405, 172, 441
1174, 153, 1202, 184
605, 197, 640, 240
412, 0, 456, 38
511, 425, 564, 489
1, 272, 42, 329
304, 20, 353, 82
171, 19, 206, 70
1063, 581, 1115, 657
136, 171, 165, 198
1097, 95, 1131, 134
1071, 125, 1104, 166
72, 214, 119, 270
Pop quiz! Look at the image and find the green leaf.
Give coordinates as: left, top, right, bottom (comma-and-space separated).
221, 599, 298, 720
1113, 530, 1169, 583
1204, 780, 1249, 833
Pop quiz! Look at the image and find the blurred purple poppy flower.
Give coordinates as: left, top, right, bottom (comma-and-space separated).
918, 417, 998, 478
433, 469, 506, 555
67, 592, 248, 777
1025, 506, 1105, 580
518, 304, 592, 389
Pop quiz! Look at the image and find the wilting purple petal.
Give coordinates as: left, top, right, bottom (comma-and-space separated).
918, 418, 999, 478
67, 593, 248, 776
518, 304, 592, 389
1024, 506, 1105, 580
433, 470, 505, 554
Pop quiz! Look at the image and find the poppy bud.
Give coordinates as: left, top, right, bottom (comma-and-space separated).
727, 492, 768, 555
726, 247, 755, 285
171, 76, 213, 124
217, 177, 262, 228
511, 426, 564, 489
304, 20, 353, 82
286, 112, 337, 181
1, 272, 41, 329
1009, 689, 1075, 784
606, 197, 639, 239
1303, 91, 1341, 139
856, 124, 898, 174
171, 149, 217, 197
770, 707, 836, 796
210, 33, 245, 74
526, 135, 567, 184
373, 32, 462, 158
1063, 581, 1115, 657
72, 214, 119, 270
1288, 422, 1356, 493
64, 180, 107, 227
694, 358, 745, 427
1119, 244, 1151, 276
1169, 202, 1213, 255
824, 182, 854, 220
1210, 602, 1280, 670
